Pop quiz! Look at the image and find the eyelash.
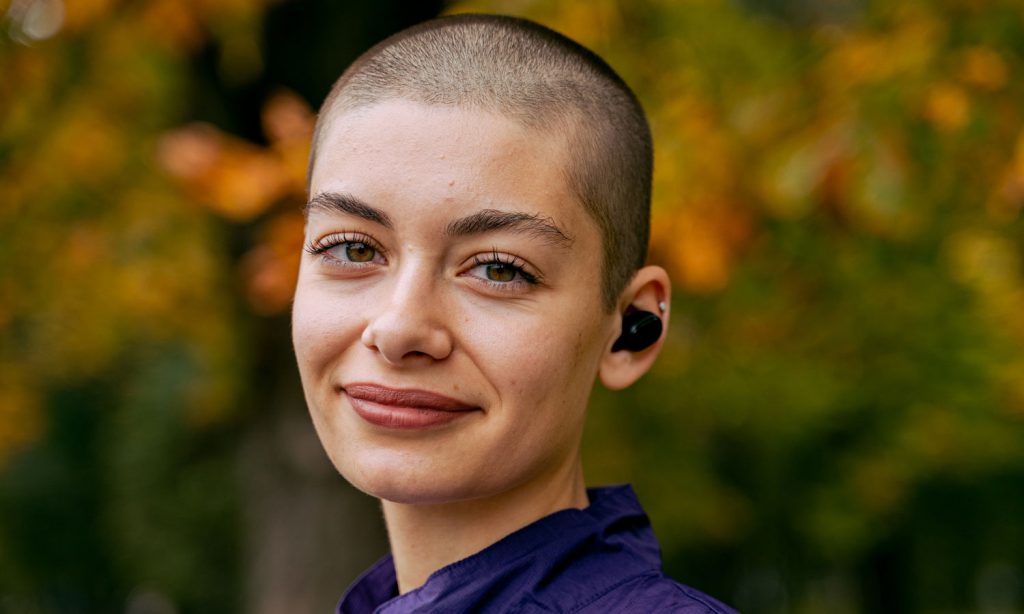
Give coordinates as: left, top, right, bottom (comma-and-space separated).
304, 232, 386, 261
304, 234, 541, 289
469, 250, 541, 287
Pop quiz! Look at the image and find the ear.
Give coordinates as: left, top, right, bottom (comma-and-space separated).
599, 265, 672, 390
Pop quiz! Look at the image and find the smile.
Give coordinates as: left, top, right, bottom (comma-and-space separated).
343, 383, 480, 429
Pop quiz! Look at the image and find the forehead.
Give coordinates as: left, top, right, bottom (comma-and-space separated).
310, 99, 588, 228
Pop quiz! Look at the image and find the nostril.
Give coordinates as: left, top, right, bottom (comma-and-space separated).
361, 311, 454, 364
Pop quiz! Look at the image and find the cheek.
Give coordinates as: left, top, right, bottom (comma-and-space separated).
470, 310, 604, 411
291, 282, 361, 377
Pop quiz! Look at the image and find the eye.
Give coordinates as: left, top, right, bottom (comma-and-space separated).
341, 242, 377, 263
464, 250, 540, 290
481, 262, 518, 282
304, 232, 386, 267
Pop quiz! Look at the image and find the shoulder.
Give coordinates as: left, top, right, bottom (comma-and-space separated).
569, 572, 738, 614
510, 572, 738, 614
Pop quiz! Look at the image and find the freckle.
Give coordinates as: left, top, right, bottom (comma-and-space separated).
454, 384, 460, 391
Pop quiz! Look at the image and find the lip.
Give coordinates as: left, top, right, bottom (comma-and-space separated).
343, 383, 480, 429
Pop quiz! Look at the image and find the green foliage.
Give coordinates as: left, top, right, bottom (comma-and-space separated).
0, 1, 254, 610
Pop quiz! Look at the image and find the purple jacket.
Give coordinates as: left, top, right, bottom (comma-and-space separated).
337, 485, 738, 613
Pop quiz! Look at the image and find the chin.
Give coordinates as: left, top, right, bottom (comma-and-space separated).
352, 474, 482, 506
340, 457, 501, 506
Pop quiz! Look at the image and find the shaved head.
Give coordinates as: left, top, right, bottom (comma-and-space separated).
308, 14, 653, 310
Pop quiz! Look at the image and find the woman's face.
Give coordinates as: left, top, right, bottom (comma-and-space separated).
293, 99, 618, 504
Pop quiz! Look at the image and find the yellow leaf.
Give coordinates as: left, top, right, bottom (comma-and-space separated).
923, 83, 970, 132
960, 46, 1007, 91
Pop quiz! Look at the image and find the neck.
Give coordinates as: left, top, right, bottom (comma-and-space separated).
382, 459, 588, 594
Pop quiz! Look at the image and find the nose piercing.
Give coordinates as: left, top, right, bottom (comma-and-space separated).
657, 301, 667, 314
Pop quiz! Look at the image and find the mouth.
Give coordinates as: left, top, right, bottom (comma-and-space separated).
343, 383, 480, 429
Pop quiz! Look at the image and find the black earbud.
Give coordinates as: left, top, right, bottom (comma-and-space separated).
611, 310, 663, 352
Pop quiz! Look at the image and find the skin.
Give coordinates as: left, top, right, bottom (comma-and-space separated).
293, 99, 670, 593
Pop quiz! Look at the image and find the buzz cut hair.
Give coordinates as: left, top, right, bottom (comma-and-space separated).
307, 14, 653, 311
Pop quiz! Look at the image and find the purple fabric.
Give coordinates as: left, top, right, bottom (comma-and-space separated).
336, 485, 739, 613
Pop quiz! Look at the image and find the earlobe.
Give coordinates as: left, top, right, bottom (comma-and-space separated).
598, 265, 671, 390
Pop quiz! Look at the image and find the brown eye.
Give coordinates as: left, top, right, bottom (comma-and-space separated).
345, 242, 376, 263
464, 253, 539, 290
485, 263, 517, 282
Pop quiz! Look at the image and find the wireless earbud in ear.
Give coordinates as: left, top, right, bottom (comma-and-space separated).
611, 310, 663, 352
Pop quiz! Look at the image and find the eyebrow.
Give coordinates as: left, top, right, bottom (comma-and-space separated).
445, 209, 574, 249
306, 192, 573, 249
305, 192, 393, 228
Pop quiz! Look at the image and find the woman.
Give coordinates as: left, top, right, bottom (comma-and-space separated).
291, 13, 738, 613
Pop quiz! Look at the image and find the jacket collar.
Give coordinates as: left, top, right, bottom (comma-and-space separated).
337, 485, 663, 613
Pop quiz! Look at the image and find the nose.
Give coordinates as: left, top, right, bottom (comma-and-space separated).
360, 269, 454, 365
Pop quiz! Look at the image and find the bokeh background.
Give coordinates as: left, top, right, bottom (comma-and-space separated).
2, 0, 1024, 612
